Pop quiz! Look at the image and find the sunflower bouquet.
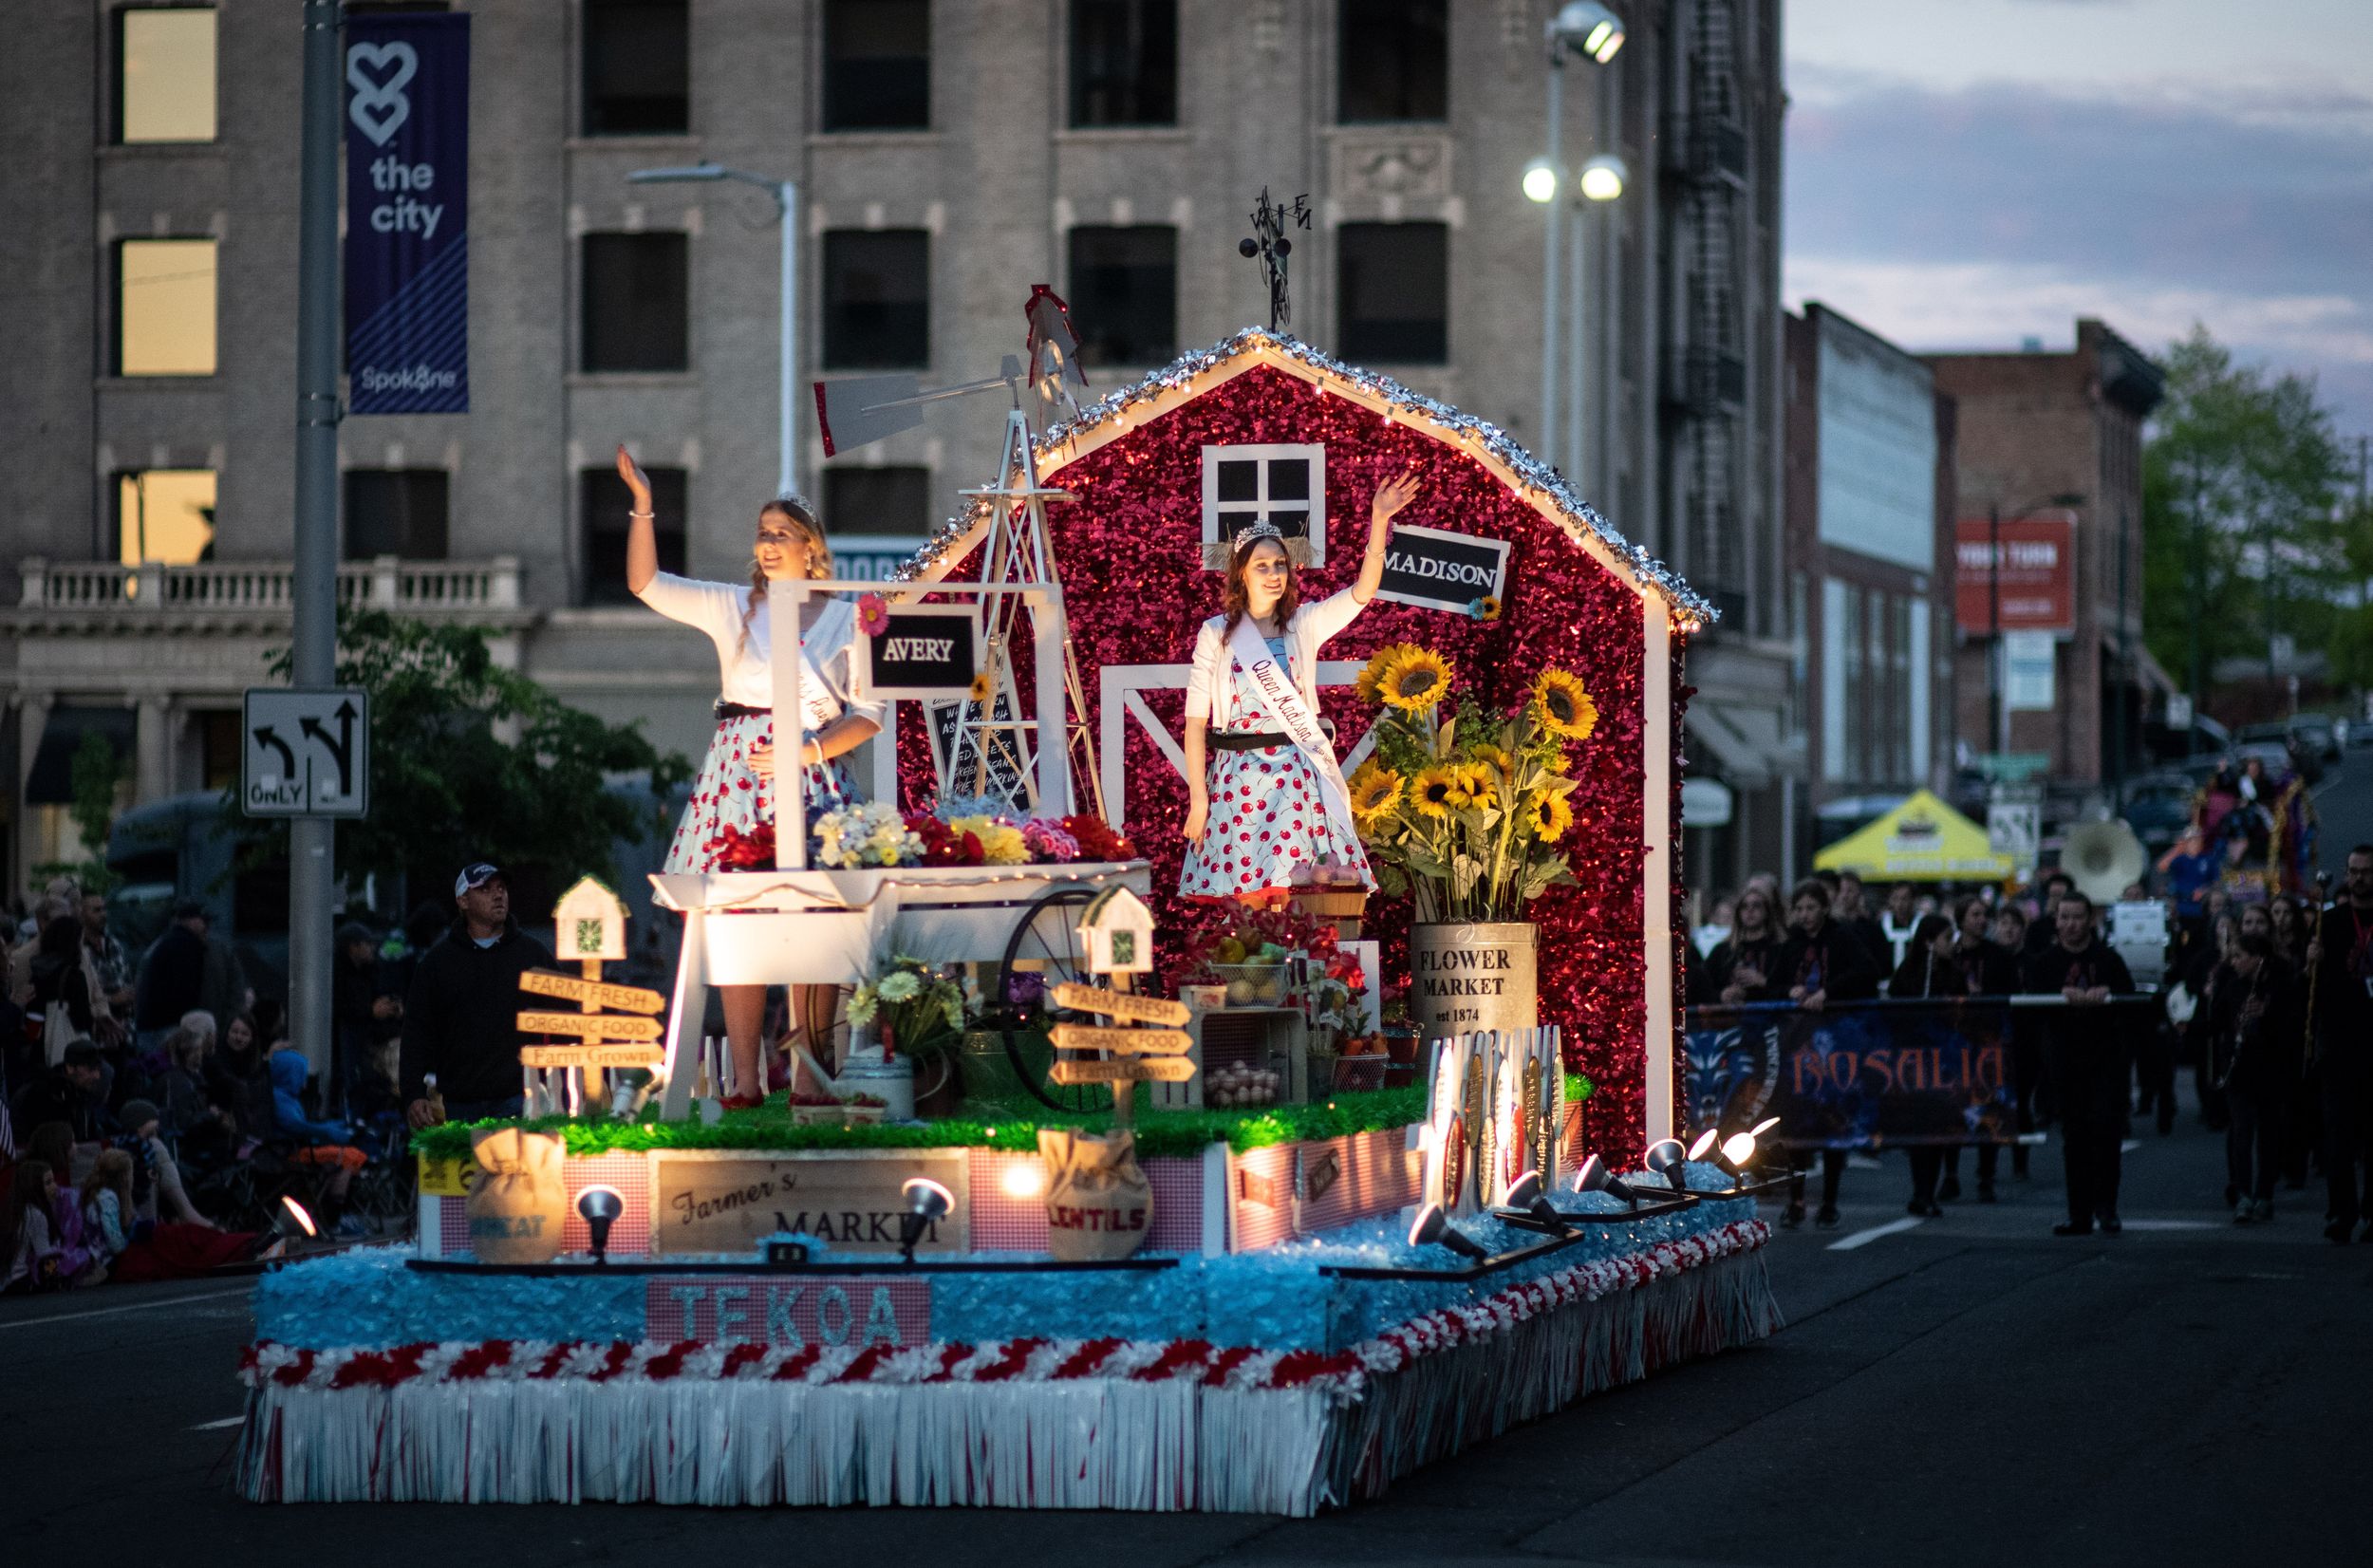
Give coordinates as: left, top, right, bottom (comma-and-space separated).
1346, 643, 1598, 923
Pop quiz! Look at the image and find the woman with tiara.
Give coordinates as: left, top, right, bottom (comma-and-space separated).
1179, 466, 1422, 902
615, 446, 880, 1108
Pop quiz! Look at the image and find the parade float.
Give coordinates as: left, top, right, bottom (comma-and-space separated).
234, 258, 1780, 1509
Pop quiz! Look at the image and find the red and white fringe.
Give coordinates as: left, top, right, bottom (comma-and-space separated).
236, 1219, 1777, 1513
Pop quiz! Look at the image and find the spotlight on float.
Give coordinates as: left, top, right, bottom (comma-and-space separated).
576, 1185, 626, 1264
1688, 1128, 1721, 1161
1523, 159, 1559, 205
1644, 1137, 1691, 1193
1504, 1168, 1572, 1231
1579, 153, 1629, 203
1408, 1202, 1491, 1262
899, 1177, 954, 1263
1720, 1129, 1766, 1189
275, 1195, 318, 1241
1573, 1153, 1645, 1206
1552, 0, 1626, 63
1750, 1116, 1781, 1138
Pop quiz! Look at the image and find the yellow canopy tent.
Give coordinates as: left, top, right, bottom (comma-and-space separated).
1812, 790, 2012, 882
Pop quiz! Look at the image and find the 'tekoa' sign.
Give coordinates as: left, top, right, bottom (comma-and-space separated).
1374, 523, 1511, 614
858, 604, 982, 701
645, 1276, 930, 1348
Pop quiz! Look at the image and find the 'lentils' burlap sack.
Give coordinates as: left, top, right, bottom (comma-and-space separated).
465, 1128, 567, 1263
1037, 1128, 1153, 1261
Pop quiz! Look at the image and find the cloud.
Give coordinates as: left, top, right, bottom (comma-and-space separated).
1785, 68, 2373, 425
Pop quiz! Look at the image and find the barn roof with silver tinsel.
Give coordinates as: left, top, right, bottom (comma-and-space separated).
885, 327, 1716, 627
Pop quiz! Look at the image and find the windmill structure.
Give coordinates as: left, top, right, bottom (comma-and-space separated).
813, 288, 1106, 818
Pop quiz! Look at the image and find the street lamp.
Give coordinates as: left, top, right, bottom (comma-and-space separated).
1535, 4, 1626, 473
1565, 153, 1628, 485
1986, 491, 2086, 763
627, 162, 800, 499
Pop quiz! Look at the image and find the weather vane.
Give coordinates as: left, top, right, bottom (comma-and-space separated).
1239, 187, 1312, 331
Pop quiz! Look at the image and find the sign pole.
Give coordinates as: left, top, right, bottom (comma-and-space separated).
289, 0, 345, 1092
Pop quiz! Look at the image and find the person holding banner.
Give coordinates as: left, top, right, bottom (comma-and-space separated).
1178, 467, 1422, 901
615, 447, 883, 1108
1774, 879, 1881, 1227
2025, 890, 2136, 1236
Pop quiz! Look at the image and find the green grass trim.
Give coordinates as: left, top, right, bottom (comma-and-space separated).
413, 1073, 1594, 1164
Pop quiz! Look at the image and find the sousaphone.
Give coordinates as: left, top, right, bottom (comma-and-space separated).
2061, 818, 2147, 907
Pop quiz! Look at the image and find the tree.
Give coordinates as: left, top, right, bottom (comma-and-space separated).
33, 730, 127, 893
238, 608, 692, 911
2142, 327, 2353, 699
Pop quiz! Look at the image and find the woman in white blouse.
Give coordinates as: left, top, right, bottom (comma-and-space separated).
617, 447, 882, 1108
1179, 466, 1420, 902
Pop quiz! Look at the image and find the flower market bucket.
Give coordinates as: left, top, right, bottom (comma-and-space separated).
1408, 923, 1539, 1042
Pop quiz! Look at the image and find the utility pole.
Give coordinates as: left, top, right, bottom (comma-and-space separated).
1987, 500, 2003, 759
2111, 509, 2128, 790
289, 0, 343, 1089
2187, 467, 2205, 755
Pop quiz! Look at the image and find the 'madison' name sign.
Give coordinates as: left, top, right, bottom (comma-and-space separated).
1375, 523, 1512, 614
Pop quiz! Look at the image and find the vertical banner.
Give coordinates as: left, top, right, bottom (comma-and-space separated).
344, 12, 469, 413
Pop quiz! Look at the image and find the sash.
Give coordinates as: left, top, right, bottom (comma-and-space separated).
1224, 615, 1355, 847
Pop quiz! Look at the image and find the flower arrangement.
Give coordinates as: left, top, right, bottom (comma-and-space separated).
847, 955, 966, 1061
1347, 644, 1597, 924
805, 799, 1135, 871
812, 801, 925, 869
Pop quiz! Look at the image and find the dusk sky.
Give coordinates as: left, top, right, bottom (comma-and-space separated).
1784, 0, 2373, 438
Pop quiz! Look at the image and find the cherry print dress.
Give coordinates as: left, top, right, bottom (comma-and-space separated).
1178, 636, 1374, 900
635, 571, 876, 872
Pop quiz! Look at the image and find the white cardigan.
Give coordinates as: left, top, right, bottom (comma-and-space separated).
634, 571, 882, 728
1184, 587, 1366, 729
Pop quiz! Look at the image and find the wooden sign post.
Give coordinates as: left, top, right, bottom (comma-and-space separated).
518, 877, 664, 1118
1062, 887, 1187, 1129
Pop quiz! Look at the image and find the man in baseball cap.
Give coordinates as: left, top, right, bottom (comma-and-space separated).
401, 861, 552, 1127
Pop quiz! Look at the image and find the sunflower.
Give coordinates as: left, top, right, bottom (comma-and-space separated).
1355, 642, 1417, 703
1454, 762, 1499, 806
1469, 743, 1513, 776
1468, 595, 1503, 623
967, 673, 992, 701
1529, 790, 1576, 842
1349, 764, 1405, 823
1533, 669, 1598, 740
1411, 765, 1464, 817
1380, 647, 1455, 712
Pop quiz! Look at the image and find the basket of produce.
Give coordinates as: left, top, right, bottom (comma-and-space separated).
1207, 961, 1288, 1006
787, 1092, 887, 1127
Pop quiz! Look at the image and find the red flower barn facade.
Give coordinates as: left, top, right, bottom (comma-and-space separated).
895, 332, 1705, 1162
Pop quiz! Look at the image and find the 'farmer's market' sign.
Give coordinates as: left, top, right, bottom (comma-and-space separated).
651, 1151, 970, 1256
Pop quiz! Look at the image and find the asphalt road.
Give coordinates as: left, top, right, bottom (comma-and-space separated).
5, 756, 2367, 1562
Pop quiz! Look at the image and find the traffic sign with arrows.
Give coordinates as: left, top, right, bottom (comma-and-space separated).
243, 688, 370, 818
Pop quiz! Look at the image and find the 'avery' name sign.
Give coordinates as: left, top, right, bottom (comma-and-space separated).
645, 1277, 929, 1348
652, 1153, 969, 1256
1375, 523, 1511, 614
858, 605, 982, 700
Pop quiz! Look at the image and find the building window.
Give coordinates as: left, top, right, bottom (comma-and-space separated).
822, 231, 928, 368
822, 0, 929, 131
119, 7, 217, 143
344, 469, 451, 559
580, 464, 685, 605
582, 0, 690, 136
1336, 222, 1447, 364
114, 469, 216, 564
1067, 226, 1175, 367
1338, 0, 1447, 122
197, 709, 241, 791
823, 466, 932, 538
1071, 0, 1176, 127
117, 238, 217, 376
581, 233, 689, 373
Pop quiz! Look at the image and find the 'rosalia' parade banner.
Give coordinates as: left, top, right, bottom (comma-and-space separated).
1686, 999, 2019, 1148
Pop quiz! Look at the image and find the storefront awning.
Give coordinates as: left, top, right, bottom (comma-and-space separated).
1683, 702, 1773, 790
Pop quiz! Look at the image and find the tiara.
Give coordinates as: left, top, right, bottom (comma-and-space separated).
771, 491, 821, 521
1233, 519, 1286, 547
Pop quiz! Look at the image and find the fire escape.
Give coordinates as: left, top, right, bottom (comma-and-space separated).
1665, 0, 1748, 627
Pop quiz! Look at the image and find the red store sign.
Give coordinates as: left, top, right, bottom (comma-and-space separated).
1954, 514, 2074, 634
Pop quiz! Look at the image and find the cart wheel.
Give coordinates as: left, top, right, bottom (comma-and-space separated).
998, 885, 1109, 1113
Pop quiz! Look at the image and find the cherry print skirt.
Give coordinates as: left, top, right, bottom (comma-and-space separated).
663, 711, 859, 872
1177, 740, 1373, 900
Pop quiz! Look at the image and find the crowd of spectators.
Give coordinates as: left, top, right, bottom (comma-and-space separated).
1689, 851, 2373, 1245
